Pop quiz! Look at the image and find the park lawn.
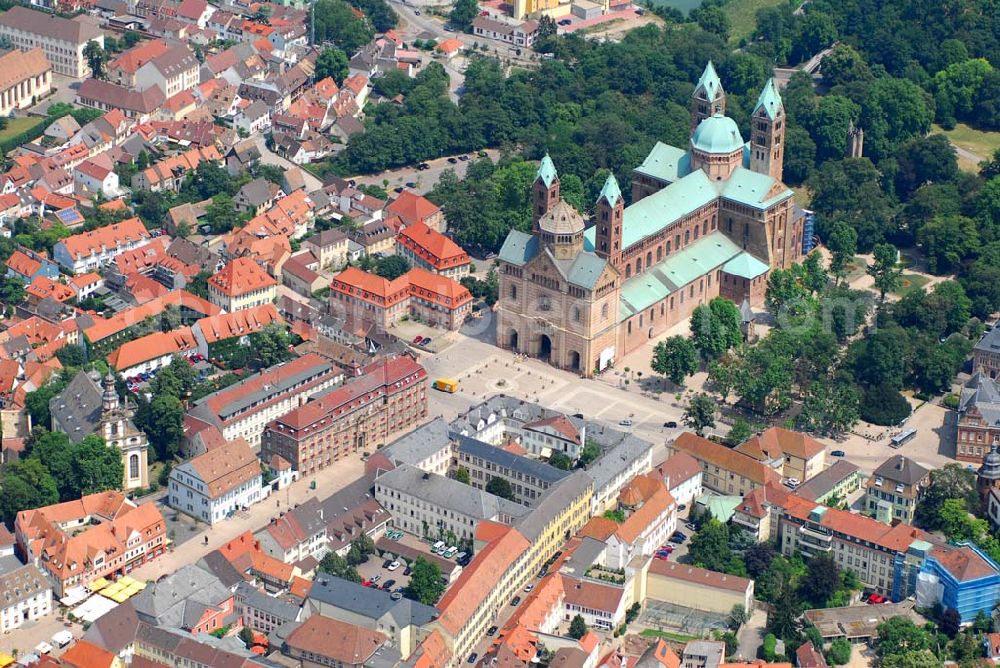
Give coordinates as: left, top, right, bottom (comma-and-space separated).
932, 123, 1000, 172
891, 272, 930, 297
0, 116, 45, 142
640, 629, 700, 642
724, 0, 789, 45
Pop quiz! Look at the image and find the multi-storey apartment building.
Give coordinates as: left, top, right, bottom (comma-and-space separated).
0, 564, 52, 634
261, 355, 427, 474
133, 42, 199, 98
0, 7, 104, 78
15, 491, 165, 595
669, 431, 781, 496
396, 221, 470, 279
0, 47, 52, 115
453, 433, 569, 505
208, 257, 278, 312
865, 455, 930, 525
53, 217, 151, 274
186, 353, 343, 449
168, 438, 263, 525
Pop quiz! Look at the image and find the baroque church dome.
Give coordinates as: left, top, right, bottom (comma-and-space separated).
692, 113, 744, 154
538, 200, 585, 236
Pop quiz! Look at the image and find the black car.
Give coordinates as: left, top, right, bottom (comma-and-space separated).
403, 566, 412, 576
663, 421, 677, 428
394, 186, 404, 193
510, 596, 521, 606
448, 157, 458, 164
382, 579, 396, 590
406, 181, 417, 188
383, 559, 393, 568
467, 653, 478, 664
418, 163, 431, 170
459, 155, 470, 161
486, 626, 498, 636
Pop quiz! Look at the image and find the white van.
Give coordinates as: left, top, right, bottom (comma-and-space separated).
432, 541, 445, 553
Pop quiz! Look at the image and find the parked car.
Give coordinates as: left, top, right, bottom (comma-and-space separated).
418, 162, 431, 170
684, 522, 697, 532
383, 559, 393, 568
663, 421, 678, 428
448, 157, 458, 164
404, 566, 412, 576
655, 553, 670, 560
558, 18, 571, 25
412, 335, 423, 344
867, 593, 886, 604
394, 186, 405, 193
784, 478, 801, 489
382, 579, 396, 590
406, 181, 417, 188
524, 584, 534, 593
459, 155, 470, 161
619, 418, 633, 426
831, 450, 846, 457
370, 574, 381, 583
467, 653, 478, 664
388, 561, 400, 571
677, 504, 686, 512
510, 596, 521, 606
486, 626, 498, 636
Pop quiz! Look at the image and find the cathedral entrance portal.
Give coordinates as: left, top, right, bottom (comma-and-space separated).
569, 351, 581, 371
539, 335, 552, 360
508, 329, 519, 351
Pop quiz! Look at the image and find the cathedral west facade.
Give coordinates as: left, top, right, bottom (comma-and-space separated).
496, 63, 804, 376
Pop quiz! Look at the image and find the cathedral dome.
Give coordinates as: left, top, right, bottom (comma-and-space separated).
692, 113, 744, 154
980, 442, 1000, 482
538, 200, 585, 236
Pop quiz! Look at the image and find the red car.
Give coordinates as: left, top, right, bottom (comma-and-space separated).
654, 553, 670, 561
867, 593, 886, 604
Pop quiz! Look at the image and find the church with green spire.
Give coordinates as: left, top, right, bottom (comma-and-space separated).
496, 63, 804, 376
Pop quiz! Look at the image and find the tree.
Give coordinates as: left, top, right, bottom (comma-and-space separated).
0, 459, 59, 525
83, 40, 107, 79
449, 0, 478, 31
725, 418, 753, 447
743, 543, 777, 579
372, 255, 410, 280
55, 346, 85, 367
346, 542, 367, 566
687, 519, 738, 574
876, 617, 932, 658
537, 15, 557, 38
893, 135, 958, 200
691, 298, 742, 359
860, 78, 934, 161
796, 380, 860, 436
577, 441, 600, 468
940, 608, 961, 638
783, 126, 816, 185
881, 651, 943, 668
188, 270, 211, 299
860, 383, 912, 425
453, 467, 471, 483
651, 336, 698, 386
798, 553, 840, 607
694, 5, 730, 41
486, 476, 514, 501
404, 557, 445, 605
827, 222, 857, 285
729, 604, 749, 630
917, 214, 979, 274
318, 553, 361, 583
547, 453, 573, 470
204, 194, 239, 233
71, 435, 123, 496
683, 393, 716, 436
140, 395, 184, 461
568, 614, 587, 639
826, 638, 852, 665
315, 48, 349, 84
868, 243, 902, 301
239, 626, 254, 647
915, 464, 979, 531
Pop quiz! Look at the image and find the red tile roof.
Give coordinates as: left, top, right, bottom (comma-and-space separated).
782, 496, 929, 552
736, 427, 824, 462
26, 276, 75, 302
931, 545, 1000, 582
195, 304, 283, 344
106, 327, 197, 371
673, 432, 781, 487
285, 615, 387, 664
386, 191, 440, 226
397, 221, 469, 271
59, 218, 150, 262
648, 560, 753, 593
6, 250, 41, 278
330, 266, 471, 311
208, 257, 278, 298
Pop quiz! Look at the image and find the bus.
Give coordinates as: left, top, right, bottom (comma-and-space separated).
433, 378, 458, 393
890, 429, 917, 448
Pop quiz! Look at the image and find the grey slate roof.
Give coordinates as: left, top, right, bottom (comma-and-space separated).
83, 600, 141, 653
375, 463, 529, 521
0, 564, 50, 608
49, 369, 103, 443
795, 460, 861, 502
581, 423, 654, 492
960, 374, 1000, 428
453, 433, 569, 485
308, 572, 438, 627
197, 550, 246, 589
975, 328, 1000, 355
236, 582, 301, 623
871, 455, 930, 487
133, 564, 233, 630
515, 471, 593, 542
237, 177, 275, 208
380, 417, 451, 466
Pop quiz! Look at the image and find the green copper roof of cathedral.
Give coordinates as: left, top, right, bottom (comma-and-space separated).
598, 174, 621, 207
754, 78, 782, 120
537, 154, 558, 188
695, 61, 723, 101
691, 114, 744, 154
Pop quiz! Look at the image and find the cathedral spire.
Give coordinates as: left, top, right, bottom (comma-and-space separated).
695, 61, 723, 102
753, 78, 782, 120
691, 61, 726, 133
597, 173, 621, 208
536, 153, 558, 188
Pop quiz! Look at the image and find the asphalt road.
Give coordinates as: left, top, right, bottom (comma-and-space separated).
349, 148, 501, 195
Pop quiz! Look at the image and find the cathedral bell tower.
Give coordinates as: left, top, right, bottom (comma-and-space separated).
102, 370, 119, 412
749, 78, 785, 182
595, 174, 624, 271
691, 61, 726, 135
533, 154, 560, 233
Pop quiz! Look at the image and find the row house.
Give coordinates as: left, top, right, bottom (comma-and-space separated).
131, 145, 223, 192
53, 217, 152, 274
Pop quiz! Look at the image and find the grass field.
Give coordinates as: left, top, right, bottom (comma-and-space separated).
724, 0, 790, 44
0, 116, 45, 142
932, 123, 1000, 172
892, 272, 930, 297
791, 185, 812, 207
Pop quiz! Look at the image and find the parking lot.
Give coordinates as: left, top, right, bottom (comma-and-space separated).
124, 354, 213, 395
